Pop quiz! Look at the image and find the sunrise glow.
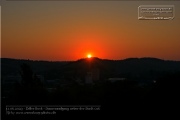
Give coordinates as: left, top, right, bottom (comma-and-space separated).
87, 54, 92, 58
1, 1, 180, 61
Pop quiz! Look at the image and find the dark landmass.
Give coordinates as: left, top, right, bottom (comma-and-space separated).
1, 57, 180, 117
1, 57, 180, 79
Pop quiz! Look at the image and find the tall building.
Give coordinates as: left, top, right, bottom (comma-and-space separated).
85, 68, 100, 84
85, 72, 93, 84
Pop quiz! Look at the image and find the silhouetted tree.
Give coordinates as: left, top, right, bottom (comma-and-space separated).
20, 63, 34, 87
8, 63, 47, 104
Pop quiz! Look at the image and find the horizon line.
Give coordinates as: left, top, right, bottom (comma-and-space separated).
1, 57, 180, 62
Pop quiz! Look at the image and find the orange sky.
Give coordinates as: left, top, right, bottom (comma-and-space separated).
1, 1, 180, 61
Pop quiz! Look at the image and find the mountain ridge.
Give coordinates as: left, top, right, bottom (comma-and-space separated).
2, 57, 179, 62
1, 57, 180, 79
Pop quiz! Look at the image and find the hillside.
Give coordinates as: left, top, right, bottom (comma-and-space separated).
1, 57, 180, 80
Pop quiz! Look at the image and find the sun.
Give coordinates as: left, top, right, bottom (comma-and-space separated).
87, 54, 92, 58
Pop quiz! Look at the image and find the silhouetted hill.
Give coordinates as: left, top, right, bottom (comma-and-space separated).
2, 57, 180, 117
58, 57, 180, 77
1, 58, 68, 76
1, 57, 180, 81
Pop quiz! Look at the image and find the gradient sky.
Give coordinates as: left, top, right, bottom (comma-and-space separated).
1, 1, 180, 61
